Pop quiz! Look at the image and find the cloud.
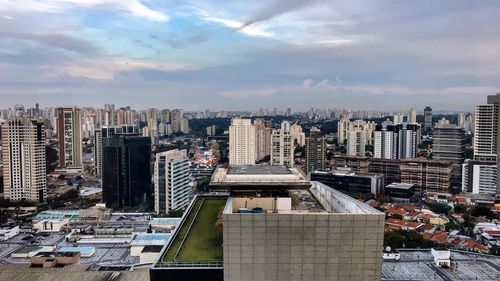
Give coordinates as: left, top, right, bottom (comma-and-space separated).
194, 7, 275, 38
1, 32, 100, 54
0, 0, 168, 22
240, 0, 325, 28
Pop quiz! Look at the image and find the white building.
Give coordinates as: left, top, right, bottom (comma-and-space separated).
1, 117, 46, 202
229, 117, 257, 165
0, 226, 20, 241
409, 108, 417, 124
346, 128, 367, 157
462, 159, 497, 195
56, 106, 82, 168
289, 122, 305, 146
374, 124, 420, 159
271, 121, 294, 167
146, 108, 158, 138
474, 104, 497, 161
154, 149, 191, 214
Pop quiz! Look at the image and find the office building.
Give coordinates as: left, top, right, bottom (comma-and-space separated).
400, 159, 451, 192
154, 149, 191, 214
1, 117, 46, 202
424, 106, 433, 133
94, 125, 139, 178
56, 106, 82, 168
374, 124, 420, 159
311, 168, 385, 195
432, 124, 466, 164
305, 127, 325, 172
229, 117, 256, 165
462, 159, 497, 195
102, 134, 151, 208
270, 121, 294, 167
409, 108, 417, 124
151, 165, 385, 281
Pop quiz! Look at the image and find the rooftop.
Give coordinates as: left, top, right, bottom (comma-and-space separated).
227, 165, 292, 175
159, 196, 227, 267
210, 165, 310, 188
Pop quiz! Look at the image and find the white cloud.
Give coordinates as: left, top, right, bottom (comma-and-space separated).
0, 0, 168, 22
193, 7, 275, 38
59, 58, 196, 80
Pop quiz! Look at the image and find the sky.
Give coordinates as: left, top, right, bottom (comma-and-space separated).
0, 0, 499, 111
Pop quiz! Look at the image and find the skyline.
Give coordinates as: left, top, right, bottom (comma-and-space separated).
1, 1, 500, 110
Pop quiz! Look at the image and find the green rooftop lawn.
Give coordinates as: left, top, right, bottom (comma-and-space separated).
162, 197, 226, 262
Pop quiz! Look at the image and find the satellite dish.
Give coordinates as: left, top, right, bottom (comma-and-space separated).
385, 246, 392, 252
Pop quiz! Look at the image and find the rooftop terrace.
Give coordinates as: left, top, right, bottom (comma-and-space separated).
158, 196, 227, 267
210, 165, 309, 188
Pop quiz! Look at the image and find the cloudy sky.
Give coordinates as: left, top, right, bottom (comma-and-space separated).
0, 0, 499, 111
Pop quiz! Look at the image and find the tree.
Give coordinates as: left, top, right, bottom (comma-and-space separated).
453, 204, 467, 214
471, 206, 494, 218
427, 202, 452, 214
445, 221, 459, 231
489, 245, 500, 256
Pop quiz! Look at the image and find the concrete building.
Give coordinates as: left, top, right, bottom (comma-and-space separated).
409, 108, 417, 124
432, 124, 466, 164
400, 159, 451, 192
146, 108, 158, 138
311, 168, 385, 195
462, 159, 497, 195
338, 118, 375, 146
170, 109, 183, 132
424, 106, 432, 134
1, 117, 46, 202
102, 134, 151, 208
270, 121, 294, 167
346, 127, 367, 157
289, 122, 305, 146
374, 124, 420, 159
56, 106, 82, 168
305, 127, 325, 172
254, 119, 272, 161
154, 149, 191, 214
487, 93, 500, 193
153, 165, 385, 281
229, 117, 256, 165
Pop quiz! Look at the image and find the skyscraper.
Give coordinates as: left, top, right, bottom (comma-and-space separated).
374, 124, 420, 159
94, 126, 121, 178
102, 134, 151, 208
409, 108, 417, 123
270, 121, 294, 167
305, 127, 325, 172
170, 109, 183, 132
489, 93, 500, 192
346, 127, 366, 157
432, 124, 466, 164
424, 106, 433, 133
154, 149, 191, 214
147, 108, 158, 137
229, 117, 256, 165
1, 117, 46, 202
56, 106, 82, 168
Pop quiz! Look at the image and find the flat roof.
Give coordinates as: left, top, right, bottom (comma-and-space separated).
160, 196, 227, 265
227, 165, 292, 175
57, 247, 94, 254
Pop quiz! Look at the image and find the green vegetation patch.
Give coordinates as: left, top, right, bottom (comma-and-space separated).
162, 197, 226, 262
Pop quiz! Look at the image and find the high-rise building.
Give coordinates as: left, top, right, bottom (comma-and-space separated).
462, 159, 497, 195
229, 117, 256, 165
305, 127, 325, 172
409, 108, 417, 123
254, 119, 272, 160
170, 109, 183, 132
424, 106, 433, 133
102, 134, 151, 208
393, 113, 404, 124
346, 127, 367, 157
94, 126, 121, 178
289, 122, 305, 146
432, 124, 466, 164
147, 108, 158, 137
374, 124, 420, 159
56, 106, 82, 168
154, 149, 191, 214
271, 121, 294, 167
1, 117, 46, 202
470, 93, 499, 196
338, 118, 375, 146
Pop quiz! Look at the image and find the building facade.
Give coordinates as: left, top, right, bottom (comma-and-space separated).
305, 127, 325, 172
374, 124, 420, 159
154, 149, 191, 214
271, 121, 294, 167
1, 117, 46, 202
56, 106, 82, 168
229, 117, 257, 165
424, 106, 433, 134
102, 135, 151, 208
432, 124, 466, 164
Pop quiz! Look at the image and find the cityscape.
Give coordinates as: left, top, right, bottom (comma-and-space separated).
0, 1, 500, 281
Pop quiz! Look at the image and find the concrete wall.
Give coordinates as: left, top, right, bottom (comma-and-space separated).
222, 212, 385, 281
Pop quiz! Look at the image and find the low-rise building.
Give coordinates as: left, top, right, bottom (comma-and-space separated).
310, 168, 385, 195
0, 225, 20, 241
